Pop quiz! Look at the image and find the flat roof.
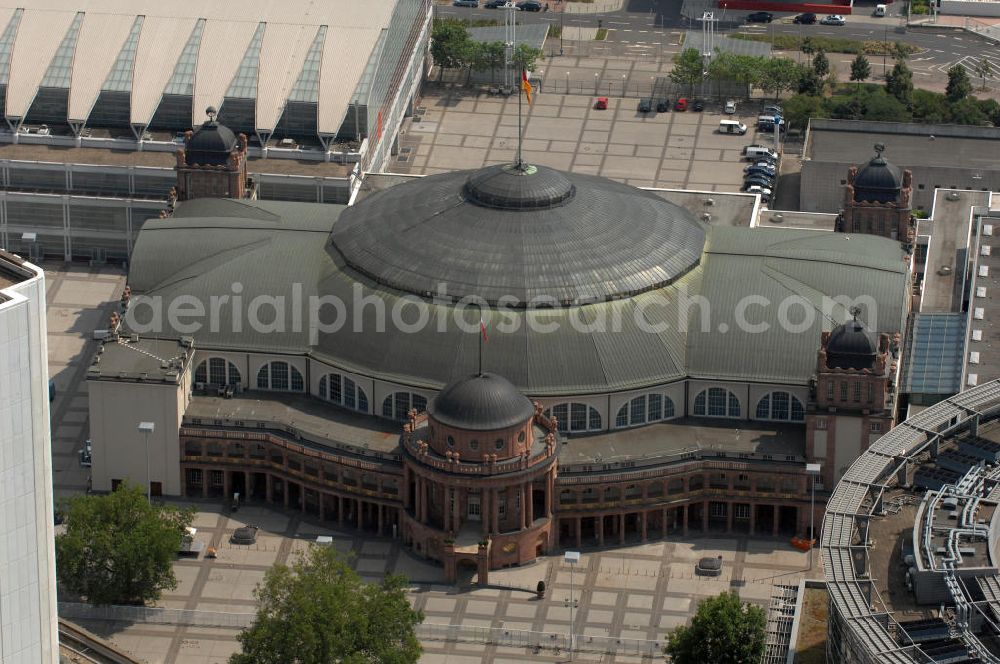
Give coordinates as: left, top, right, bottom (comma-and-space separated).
0, 0, 399, 134
87, 337, 193, 384
920, 190, 987, 313
184, 392, 403, 455
559, 418, 806, 468
806, 119, 1000, 170
0, 248, 34, 290
965, 213, 1000, 387
756, 210, 837, 231
0, 142, 354, 179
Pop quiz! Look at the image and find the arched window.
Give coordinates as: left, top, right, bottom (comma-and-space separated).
381, 392, 427, 421
615, 394, 677, 428
692, 387, 740, 418
754, 391, 805, 422
256, 361, 304, 392
543, 403, 602, 433
194, 357, 242, 387
317, 373, 369, 413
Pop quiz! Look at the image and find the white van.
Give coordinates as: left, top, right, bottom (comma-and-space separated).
719, 120, 748, 135
874, 4, 887, 16
744, 145, 778, 161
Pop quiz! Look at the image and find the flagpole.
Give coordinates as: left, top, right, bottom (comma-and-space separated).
479, 320, 483, 376
517, 76, 523, 168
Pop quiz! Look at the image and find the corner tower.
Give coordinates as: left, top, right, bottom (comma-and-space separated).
837, 144, 914, 245
400, 373, 558, 585
174, 107, 253, 201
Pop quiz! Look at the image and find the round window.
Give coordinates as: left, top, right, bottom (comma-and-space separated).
495, 438, 505, 450
447, 435, 455, 447
469, 439, 479, 450
518, 431, 526, 443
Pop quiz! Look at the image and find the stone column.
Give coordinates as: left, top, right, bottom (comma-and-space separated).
482, 490, 490, 537
726, 502, 733, 533
619, 512, 626, 544
749, 503, 756, 535
378, 504, 384, 536
319, 493, 326, 521
223, 471, 231, 501
702, 502, 709, 532
443, 486, 451, 533
339, 495, 345, 528
402, 465, 411, 509
641, 511, 648, 542
301, 487, 307, 513
357, 500, 364, 531
772, 505, 779, 536
597, 514, 604, 545
661, 507, 668, 538
283, 482, 290, 509
244, 471, 252, 500
453, 488, 461, 532
546, 470, 554, 518
576, 517, 582, 548
493, 488, 501, 534
202, 471, 209, 498
527, 482, 534, 524
521, 483, 529, 529
682, 504, 689, 536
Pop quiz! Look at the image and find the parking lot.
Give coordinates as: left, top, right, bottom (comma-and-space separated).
393, 82, 779, 193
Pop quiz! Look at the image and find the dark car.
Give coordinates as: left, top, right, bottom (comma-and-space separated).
484, 0, 507, 6
638, 98, 654, 113
745, 175, 775, 189
692, 99, 705, 112
656, 98, 670, 112
516, 0, 543, 10
453, 0, 479, 6
793, 12, 817, 23
746, 11, 773, 23
745, 165, 777, 179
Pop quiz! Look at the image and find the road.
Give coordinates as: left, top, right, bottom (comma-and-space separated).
435, 2, 1000, 80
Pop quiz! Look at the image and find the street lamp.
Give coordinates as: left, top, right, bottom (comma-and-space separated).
622, 73, 627, 96
138, 421, 155, 502
560, 9, 564, 56
564, 550, 580, 658
806, 463, 821, 569
566, 71, 570, 94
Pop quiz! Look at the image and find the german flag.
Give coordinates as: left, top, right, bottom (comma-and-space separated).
521, 69, 533, 104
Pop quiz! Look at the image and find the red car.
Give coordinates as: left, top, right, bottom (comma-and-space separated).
674, 98, 688, 112
594, 97, 608, 110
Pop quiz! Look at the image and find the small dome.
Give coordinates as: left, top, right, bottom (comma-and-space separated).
463, 163, 575, 210
186, 109, 237, 166
853, 145, 902, 204
428, 373, 535, 431
827, 317, 878, 370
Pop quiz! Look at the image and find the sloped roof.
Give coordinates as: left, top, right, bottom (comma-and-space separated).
127, 175, 909, 396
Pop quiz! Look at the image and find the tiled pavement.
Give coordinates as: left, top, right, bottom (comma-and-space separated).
68, 502, 820, 664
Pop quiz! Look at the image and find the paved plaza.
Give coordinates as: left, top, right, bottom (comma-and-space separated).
65, 502, 819, 664
393, 68, 774, 192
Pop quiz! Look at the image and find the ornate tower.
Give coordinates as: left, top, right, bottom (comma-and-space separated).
174, 107, 253, 201
837, 144, 914, 245
807, 307, 898, 488
400, 373, 559, 585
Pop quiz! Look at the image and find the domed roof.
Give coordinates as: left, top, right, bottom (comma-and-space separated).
853, 144, 902, 204
185, 107, 237, 166
427, 372, 535, 431
827, 315, 878, 370
330, 163, 706, 307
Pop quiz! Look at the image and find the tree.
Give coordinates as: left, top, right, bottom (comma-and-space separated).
863, 90, 911, 122
671, 48, 706, 93
801, 37, 816, 57
231, 545, 423, 664
911, 88, 950, 123
948, 97, 989, 125
664, 591, 766, 664
813, 50, 830, 79
759, 57, 800, 100
850, 54, 871, 91
55, 483, 193, 606
471, 41, 505, 85
707, 52, 764, 96
797, 67, 822, 96
946, 64, 973, 102
512, 43, 543, 73
782, 93, 828, 129
431, 22, 473, 81
978, 97, 1000, 126
974, 58, 993, 91
885, 60, 913, 105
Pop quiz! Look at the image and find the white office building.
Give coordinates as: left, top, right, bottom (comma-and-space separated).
0, 249, 57, 663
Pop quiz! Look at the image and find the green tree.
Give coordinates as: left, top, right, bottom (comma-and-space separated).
974, 58, 993, 91
885, 60, 913, 105
707, 52, 764, 95
813, 50, 830, 79
431, 22, 473, 81
55, 483, 194, 606
911, 88, 950, 123
664, 591, 766, 664
782, 93, 828, 129
850, 54, 871, 91
512, 43, 543, 73
671, 48, 706, 93
801, 36, 816, 57
948, 97, 989, 125
797, 67, 822, 96
978, 98, 1000, 126
231, 546, 423, 664
946, 64, 973, 102
471, 41, 506, 85
863, 90, 911, 122
759, 57, 800, 99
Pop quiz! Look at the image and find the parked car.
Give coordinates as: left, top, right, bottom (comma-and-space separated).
692, 99, 705, 112
744, 145, 778, 160
453, 0, 479, 6
594, 96, 608, 110
674, 97, 688, 112
762, 104, 783, 116
745, 164, 777, 177
724, 99, 737, 114
484, 0, 507, 6
719, 120, 748, 135
746, 11, 773, 23
638, 98, 654, 113
821, 14, 846, 25
747, 160, 778, 171
793, 12, 817, 23
656, 98, 671, 112
516, 0, 543, 10
746, 184, 772, 200
745, 175, 775, 189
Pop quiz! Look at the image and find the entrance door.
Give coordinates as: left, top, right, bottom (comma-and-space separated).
467, 494, 481, 521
